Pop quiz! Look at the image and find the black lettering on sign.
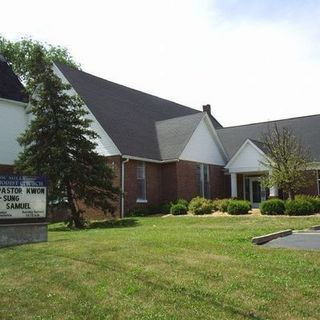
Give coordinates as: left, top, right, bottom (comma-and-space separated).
6, 203, 31, 210
3, 195, 20, 201
26, 188, 45, 194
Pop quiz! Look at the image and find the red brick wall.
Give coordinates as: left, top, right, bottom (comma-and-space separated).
123, 159, 162, 213
210, 165, 229, 199
161, 162, 178, 203
237, 174, 244, 199
176, 161, 198, 200
0, 165, 14, 174
176, 160, 228, 201
297, 170, 318, 196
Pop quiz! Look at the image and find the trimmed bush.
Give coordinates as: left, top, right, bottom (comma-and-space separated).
227, 200, 251, 215
218, 199, 231, 212
295, 195, 320, 214
285, 199, 314, 216
170, 203, 188, 215
260, 199, 285, 215
211, 199, 221, 212
175, 198, 189, 207
188, 197, 213, 215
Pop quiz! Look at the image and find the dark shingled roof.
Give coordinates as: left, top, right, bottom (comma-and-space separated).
55, 62, 222, 160
156, 113, 204, 160
217, 114, 320, 162
0, 56, 28, 103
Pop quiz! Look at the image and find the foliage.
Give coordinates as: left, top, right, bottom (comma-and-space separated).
127, 206, 148, 217
218, 199, 231, 212
160, 202, 171, 215
260, 124, 311, 200
211, 199, 221, 212
170, 203, 188, 215
285, 199, 314, 216
188, 197, 213, 215
0, 36, 79, 90
174, 198, 189, 207
0, 37, 118, 227
260, 199, 285, 215
295, 195, 320, 214
227, 200, 251, 215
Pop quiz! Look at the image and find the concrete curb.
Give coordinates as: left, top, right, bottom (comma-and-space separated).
310, 225, 320, 231
252, 229, 292, 245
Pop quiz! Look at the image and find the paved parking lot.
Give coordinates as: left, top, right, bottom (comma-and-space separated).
264, 230, 320, 250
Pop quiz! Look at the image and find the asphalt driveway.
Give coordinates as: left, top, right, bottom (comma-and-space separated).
264, 230, 320, 250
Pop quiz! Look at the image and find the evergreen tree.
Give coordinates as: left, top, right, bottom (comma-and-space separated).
1, 37, 119, 227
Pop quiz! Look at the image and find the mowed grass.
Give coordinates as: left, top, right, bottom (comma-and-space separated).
1, 216, 320, 320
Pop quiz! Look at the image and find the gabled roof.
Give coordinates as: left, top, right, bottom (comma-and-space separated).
55, 62, 223, 160
217, 114, 320, 162
0, 56, 28, 103
225, 138, 267, 169
156, 113, 204, 160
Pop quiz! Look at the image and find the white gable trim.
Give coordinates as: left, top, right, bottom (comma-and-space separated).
179, 113, 228, 165
0, 97, 27, 107
52, 63, 121, 157
225, 139, 266, 169
203, 113, 228, 161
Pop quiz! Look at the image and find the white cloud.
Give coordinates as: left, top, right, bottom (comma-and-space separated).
1, 0, 319, 126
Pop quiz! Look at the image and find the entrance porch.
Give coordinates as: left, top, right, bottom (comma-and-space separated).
230, 172, 278, 208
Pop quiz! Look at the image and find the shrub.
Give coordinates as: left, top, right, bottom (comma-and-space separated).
218, 199, 231, 212
161, 202, 171, 214
127, 206, 148, 217
260, 199, 285, 215
174, 198, 189, 207
285, 199, 314, 216
227, 200, 251, 215
170, 203, 188, 215
188, 197, 213, 215
211, 199, 222, 212
295, 195, 320, 214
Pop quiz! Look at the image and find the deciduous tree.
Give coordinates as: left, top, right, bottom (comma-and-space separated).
261, 124, 311, 200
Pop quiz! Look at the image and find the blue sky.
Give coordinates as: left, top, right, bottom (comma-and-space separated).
1, 0, 320, 126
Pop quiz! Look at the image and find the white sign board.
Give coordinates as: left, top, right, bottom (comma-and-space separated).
0, 176, 47, 219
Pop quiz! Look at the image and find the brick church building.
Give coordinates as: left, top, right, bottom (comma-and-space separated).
1, 56, 320, 217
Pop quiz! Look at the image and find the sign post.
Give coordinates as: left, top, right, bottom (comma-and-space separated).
0, 175, 48, 247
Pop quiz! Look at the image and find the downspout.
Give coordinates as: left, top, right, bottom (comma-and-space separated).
121, 158, 129, 218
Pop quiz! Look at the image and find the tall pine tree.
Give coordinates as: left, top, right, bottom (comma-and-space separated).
1, 37, 119, 227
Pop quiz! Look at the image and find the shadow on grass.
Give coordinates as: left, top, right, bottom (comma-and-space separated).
88, 218, 139, 229
49, 218, 139, 232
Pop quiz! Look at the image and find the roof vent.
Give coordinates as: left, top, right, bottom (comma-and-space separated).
202, 104, 211, 115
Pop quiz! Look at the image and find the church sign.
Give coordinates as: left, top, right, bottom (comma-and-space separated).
0, 175, 47, 220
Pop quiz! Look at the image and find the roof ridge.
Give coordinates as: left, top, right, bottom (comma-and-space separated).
155, 111, 203, 125
218, 113, 320, 130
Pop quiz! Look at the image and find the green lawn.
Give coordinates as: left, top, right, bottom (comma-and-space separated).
1, 216, 320, 320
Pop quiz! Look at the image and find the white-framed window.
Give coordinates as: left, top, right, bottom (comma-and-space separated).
137, 161, 147, 202
196, 163, 210, 198
317, 170, 320, 195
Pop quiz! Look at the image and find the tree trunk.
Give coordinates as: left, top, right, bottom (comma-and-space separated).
66, 182, 84, 228
288, 190, 295, 200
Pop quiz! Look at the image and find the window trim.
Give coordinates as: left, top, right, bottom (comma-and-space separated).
317, 170, 320, 196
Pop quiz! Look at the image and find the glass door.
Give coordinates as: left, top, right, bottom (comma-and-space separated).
249, 178, 262, 208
